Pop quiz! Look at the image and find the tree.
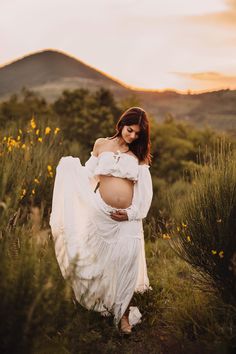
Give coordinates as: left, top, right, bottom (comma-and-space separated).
0, 88, 53, 129
52, 88, 121, 150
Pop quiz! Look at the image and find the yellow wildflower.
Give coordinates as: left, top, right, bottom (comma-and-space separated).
34, 178, 40, 184
19, 129, 22, 134
54, 127, 60, 135
45, 127, 51, 135
30, 117, 36, 129
21, 144, 26, 149
219, 251, 224, 258
182, 222, 187, 228
38, 137, 42, 142
3, 136, 7, 142
49, 171, 53, 178
177, 226, 180, 232
31, 189, 35, 195
47, 165, 52, 172
7, 138, 16, 147
187, 236, 191, 242
17, 135, 21, 141
211, 250, 217, 255
8, 146, 12, 152
35, 129, 39, 135
20, 189, 26, 199
162, 233, 171, 240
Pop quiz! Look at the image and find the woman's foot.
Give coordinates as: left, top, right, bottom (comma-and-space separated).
120, 314, 132, 334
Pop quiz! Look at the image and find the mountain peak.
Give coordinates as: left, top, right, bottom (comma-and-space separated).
0, 49, 126, 97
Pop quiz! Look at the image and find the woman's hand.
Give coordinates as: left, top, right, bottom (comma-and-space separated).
110, 210, 128, 221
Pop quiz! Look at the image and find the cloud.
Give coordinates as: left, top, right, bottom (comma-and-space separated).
184, 0, 236, 27
226, 0, 236, 10
194, 12, 236, 27
173, 71, 236, 83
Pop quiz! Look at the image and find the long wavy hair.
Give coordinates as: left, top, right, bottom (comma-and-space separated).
109, 107, 152, 164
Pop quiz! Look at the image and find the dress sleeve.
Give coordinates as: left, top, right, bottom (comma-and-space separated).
84, 152, 99, 191
126, 165, 153, 221
84, 152, 98, 177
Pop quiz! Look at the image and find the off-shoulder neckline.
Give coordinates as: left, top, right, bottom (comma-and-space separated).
100, 150, 138, 162
90, 150, 149, 167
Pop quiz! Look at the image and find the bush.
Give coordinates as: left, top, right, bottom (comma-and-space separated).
169, 140, 236, 304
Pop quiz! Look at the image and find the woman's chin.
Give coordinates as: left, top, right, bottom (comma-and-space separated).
126, 139, 133, 144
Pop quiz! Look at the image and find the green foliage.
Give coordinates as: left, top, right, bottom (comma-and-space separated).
151, 114, 226, 183
0, 117, 64, 228
0, 224, 74, 354
0, 87, 236, 352
146, 239, 236, 352
117, 94, 141, 113
169, 140, 236, 304
0, 88, 55, 129
1, 88, 234, 185
53, 87, 121, 152
1, 87, 235, 238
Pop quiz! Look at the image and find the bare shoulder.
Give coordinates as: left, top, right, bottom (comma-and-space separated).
92, 137, 108, 156
94, 137, 107, 146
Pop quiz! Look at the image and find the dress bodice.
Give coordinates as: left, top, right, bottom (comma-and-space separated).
86, 150, 139, 181
84, 150, 153, 220
95, 150, 139, 181
56, 154, 153, 222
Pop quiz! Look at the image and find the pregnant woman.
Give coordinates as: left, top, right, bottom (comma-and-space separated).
49, 107, 153, 334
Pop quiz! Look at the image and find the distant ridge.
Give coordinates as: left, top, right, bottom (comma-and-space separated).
0, 49, 128, 98
0, 49, 236, 135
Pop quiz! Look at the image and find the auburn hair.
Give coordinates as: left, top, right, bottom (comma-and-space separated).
109, 107, 152, 164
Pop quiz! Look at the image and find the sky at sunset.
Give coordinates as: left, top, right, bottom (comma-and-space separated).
1, 0, 236, 92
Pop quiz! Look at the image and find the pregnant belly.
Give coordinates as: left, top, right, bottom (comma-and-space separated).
98, 175, 134, 209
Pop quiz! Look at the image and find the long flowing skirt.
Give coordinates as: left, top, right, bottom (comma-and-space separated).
49, 156, 150, 327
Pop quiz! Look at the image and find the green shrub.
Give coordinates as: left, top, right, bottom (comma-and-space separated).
0, 224, 74, 353
169, 140, 236, 304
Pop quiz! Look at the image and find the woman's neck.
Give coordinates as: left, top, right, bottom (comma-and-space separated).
114, 136, 129, 151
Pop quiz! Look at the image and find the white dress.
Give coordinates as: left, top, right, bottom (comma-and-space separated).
49, 150, 153, 327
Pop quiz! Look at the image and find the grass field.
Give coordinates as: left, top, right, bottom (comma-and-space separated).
27, 232, 235, 354
0, 118, 235, 354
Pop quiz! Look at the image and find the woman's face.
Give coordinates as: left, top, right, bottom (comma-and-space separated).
121, 124, 141, 144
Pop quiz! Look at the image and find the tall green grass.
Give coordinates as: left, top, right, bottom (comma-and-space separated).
0, 120, 235, 353
0, 224, 74, 353
145, 238, 236, 353
0, 116, 64, 228
169, 139, 236, 304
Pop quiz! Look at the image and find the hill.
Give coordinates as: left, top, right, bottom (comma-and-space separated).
0, 49, 129, 99
0, 49, 236, 134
